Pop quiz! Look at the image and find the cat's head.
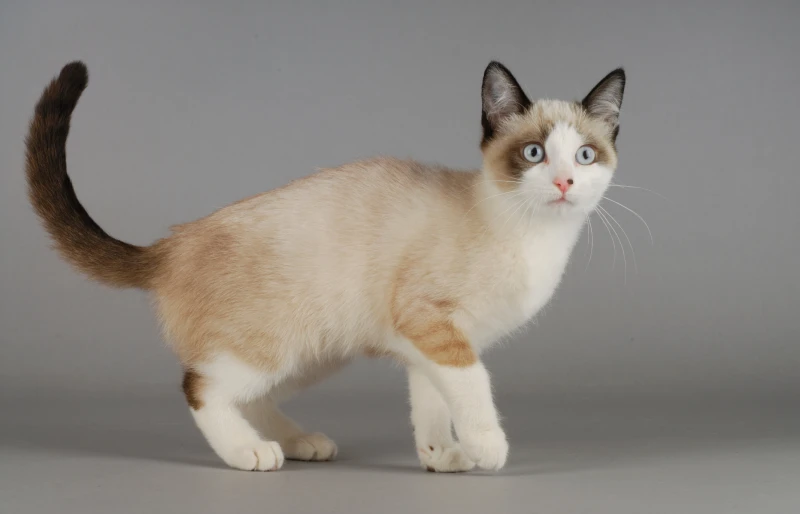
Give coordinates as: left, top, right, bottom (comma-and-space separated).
480, 61, 625, 219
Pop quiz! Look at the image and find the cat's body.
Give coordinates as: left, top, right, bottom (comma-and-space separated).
26, 61, 625, 472
159, 157, 581, 369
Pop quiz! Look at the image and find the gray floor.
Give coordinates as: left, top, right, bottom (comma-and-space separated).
2, 389, 799, 514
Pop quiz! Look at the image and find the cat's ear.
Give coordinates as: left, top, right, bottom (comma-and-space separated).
582, 68, 626, 131
481, 61, 531, 145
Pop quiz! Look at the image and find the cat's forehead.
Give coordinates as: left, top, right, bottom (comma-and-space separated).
530, 99, 585, 124
502, 99, 612, 144
489, 99, 618, 167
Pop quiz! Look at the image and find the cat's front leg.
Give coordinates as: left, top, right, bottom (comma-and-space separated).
408, 365, 475, 472
399, 326, 508, 471
420, 359, 509, 471
395, 306, 508, 471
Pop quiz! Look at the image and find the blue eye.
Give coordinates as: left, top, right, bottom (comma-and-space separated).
576, 145, 596, 165
522, 143, 545, 163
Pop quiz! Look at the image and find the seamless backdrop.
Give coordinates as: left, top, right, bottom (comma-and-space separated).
1, 0, 798, 400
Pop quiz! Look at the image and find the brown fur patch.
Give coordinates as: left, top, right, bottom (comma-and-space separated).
182, 370, 205, 410
391, 266, 476, 367
427, 297, 457, 311
402, 319, 477, 367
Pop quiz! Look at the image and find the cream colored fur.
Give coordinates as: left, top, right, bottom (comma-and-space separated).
155, 117, 617, 471
26, 61, 625, 473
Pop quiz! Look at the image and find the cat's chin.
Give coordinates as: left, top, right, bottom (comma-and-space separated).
540, 200, 591, 219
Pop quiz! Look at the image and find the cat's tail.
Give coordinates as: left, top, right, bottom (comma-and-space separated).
25, 61, 161, 289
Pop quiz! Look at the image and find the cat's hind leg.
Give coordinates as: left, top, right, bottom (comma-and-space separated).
243, 396, 338, 461
243, 357, 351, 461
183, 354, 285, 471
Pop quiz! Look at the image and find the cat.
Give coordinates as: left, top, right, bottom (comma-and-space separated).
25, 60, 625, 472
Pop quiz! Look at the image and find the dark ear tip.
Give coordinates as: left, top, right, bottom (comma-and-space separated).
485, 60, 509, 75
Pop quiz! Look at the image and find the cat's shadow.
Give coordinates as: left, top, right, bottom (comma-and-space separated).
7, 396, 794, 477
4, 418, 221, 468
4, 416, 592, 476
3, 414, 428, 473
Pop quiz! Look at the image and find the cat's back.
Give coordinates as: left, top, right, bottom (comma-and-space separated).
237, 156, 474, 216
173, 156, 476, 237
158, 156, 478, 288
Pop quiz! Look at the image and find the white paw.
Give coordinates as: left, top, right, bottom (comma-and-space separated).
458, 428, 509, 471
417, 444, 475, 473
281, 432, 338, 461
221, 441, 285, 471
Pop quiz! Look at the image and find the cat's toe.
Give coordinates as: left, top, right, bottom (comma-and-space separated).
223, 441, 284, 471
418, 444, 475, 473
282, 432, 338, 461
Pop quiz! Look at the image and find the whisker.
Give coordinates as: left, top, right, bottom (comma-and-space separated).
499, 196, 531, 234
485, 180, 525, 185
510, 197, 531, 235
597, 207, 627, 280
464, 188, 527, 216
529, 200, 541, 232
458, 178, 523, 193
479, 192, 529, 238
602, 196, 654, 244
594, 207, 618, 271
584, 213, 594, 271
608, 183, 670, 202
515, 196, 539, 235
598, 205, 637, 275
524, 197, 542, 235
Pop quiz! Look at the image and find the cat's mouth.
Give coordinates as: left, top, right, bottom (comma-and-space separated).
549, 197, 572, 205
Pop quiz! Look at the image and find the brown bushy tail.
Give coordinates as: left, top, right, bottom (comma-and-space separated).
25, 62, 160, 289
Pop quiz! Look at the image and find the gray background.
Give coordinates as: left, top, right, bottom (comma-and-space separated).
1, 1, 799, 513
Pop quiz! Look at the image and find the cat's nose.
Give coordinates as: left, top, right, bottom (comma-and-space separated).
553, 177, 573, 194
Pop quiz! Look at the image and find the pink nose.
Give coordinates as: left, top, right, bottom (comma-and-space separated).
553, 177, 574, 194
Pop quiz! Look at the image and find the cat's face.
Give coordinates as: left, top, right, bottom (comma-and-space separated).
480, 62, 625, 219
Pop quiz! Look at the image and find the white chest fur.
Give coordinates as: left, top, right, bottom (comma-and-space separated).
518, 224, 579, 314
464, 218, 584, 350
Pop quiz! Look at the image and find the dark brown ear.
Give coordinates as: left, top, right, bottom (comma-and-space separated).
481, 61, 531, 145
582, 68, 626, 134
